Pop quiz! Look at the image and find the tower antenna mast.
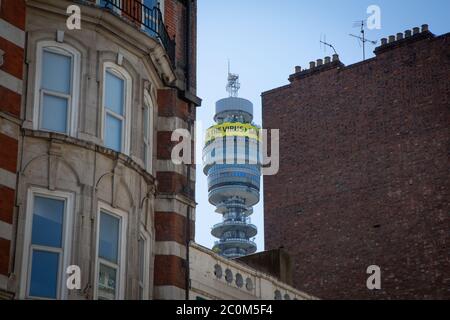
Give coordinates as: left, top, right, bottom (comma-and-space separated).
349, 20, 377, 60
226, 60, 240, 97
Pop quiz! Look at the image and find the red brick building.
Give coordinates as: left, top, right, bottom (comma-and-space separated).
262, 25, 450, 299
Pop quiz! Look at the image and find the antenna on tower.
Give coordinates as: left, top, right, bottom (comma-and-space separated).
349, 20, 377, 61
226, 60, 240, 97
320, 34, 338, 55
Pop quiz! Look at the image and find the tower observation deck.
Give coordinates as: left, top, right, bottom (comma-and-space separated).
203, 73, 261, 259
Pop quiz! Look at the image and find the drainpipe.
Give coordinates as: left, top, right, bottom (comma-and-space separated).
185, 120, 191, 301
184, 0, 192, 301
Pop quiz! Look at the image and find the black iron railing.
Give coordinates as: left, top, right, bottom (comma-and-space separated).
101, 0, 175, 65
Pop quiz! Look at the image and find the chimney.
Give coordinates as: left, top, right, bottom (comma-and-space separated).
396, 33, 404, 40
295, 66, 302, 73
309, 61, 316, 69
381, 38, 387, 45
388, 35, 395, 43
332, 54, 339, 62
324, 56, 331, 64
421, 24, 429, 32
413, 27, 420, 35
316, 58, 323, 66
405, 30, 412, 38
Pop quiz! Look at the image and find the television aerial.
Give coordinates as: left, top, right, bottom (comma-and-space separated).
349, 20, 377, 61
320, 34, 338, 55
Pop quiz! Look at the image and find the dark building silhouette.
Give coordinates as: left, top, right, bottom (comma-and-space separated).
262, 25, 450, 299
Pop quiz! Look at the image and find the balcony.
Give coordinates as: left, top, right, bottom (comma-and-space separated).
98, 0, 175, 65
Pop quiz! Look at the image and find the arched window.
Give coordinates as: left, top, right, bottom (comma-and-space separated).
33, 41, 80, 136
102, 62, 132, 154
143, 89, 154, 172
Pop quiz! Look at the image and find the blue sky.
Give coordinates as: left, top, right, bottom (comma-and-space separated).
194, 0, 450, 251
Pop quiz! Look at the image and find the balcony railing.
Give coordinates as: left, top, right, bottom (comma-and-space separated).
101, 0, 175, 65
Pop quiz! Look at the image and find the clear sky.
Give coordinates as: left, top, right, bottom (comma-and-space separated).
194, 0, 450, 251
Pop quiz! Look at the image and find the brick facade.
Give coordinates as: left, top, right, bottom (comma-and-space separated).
153, 0, 198, 299
262, 27, 450, 299
0, 0, 25, 296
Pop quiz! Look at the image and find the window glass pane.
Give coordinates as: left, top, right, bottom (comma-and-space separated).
105, 113, 122, 152
29, 250, 59, 299
32, 196, 64, 248
105, 71, 124, 115
42, 50, 71, 94
99, 212, 120, 263
41, 94, 68, 133
98, 263, 117, 300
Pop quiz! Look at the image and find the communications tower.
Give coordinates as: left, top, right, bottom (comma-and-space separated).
203, 72, 261, 258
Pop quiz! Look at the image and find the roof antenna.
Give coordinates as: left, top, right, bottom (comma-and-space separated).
226, 60, 240, 97
349, 20, 377, 60
320, 34, 338, 55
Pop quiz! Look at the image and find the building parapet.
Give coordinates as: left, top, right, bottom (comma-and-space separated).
288, 54, 344, 83
189, 242, 318, 300
374, 24, 434, 55
270, 24, 444, 92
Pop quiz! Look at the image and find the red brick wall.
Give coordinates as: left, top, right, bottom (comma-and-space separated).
154, 255, 186, 289
157, 88, 190, 120
0, 0, 25, 286
0, 1, 25, 29
155, 212, 194, 243
163, 0, 196, 91
153, 1, 197, 298
262, 31, 450, 299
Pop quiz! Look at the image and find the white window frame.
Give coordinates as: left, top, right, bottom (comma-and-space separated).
138, 227, 150, 300
101, 62, 132, 155
143, 90, 154, 173
94, 202, 128, 300
20, 187, 74, 300
33, 41, 80, 137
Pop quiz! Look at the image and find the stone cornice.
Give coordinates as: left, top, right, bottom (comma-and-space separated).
22, 129, 157, 188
